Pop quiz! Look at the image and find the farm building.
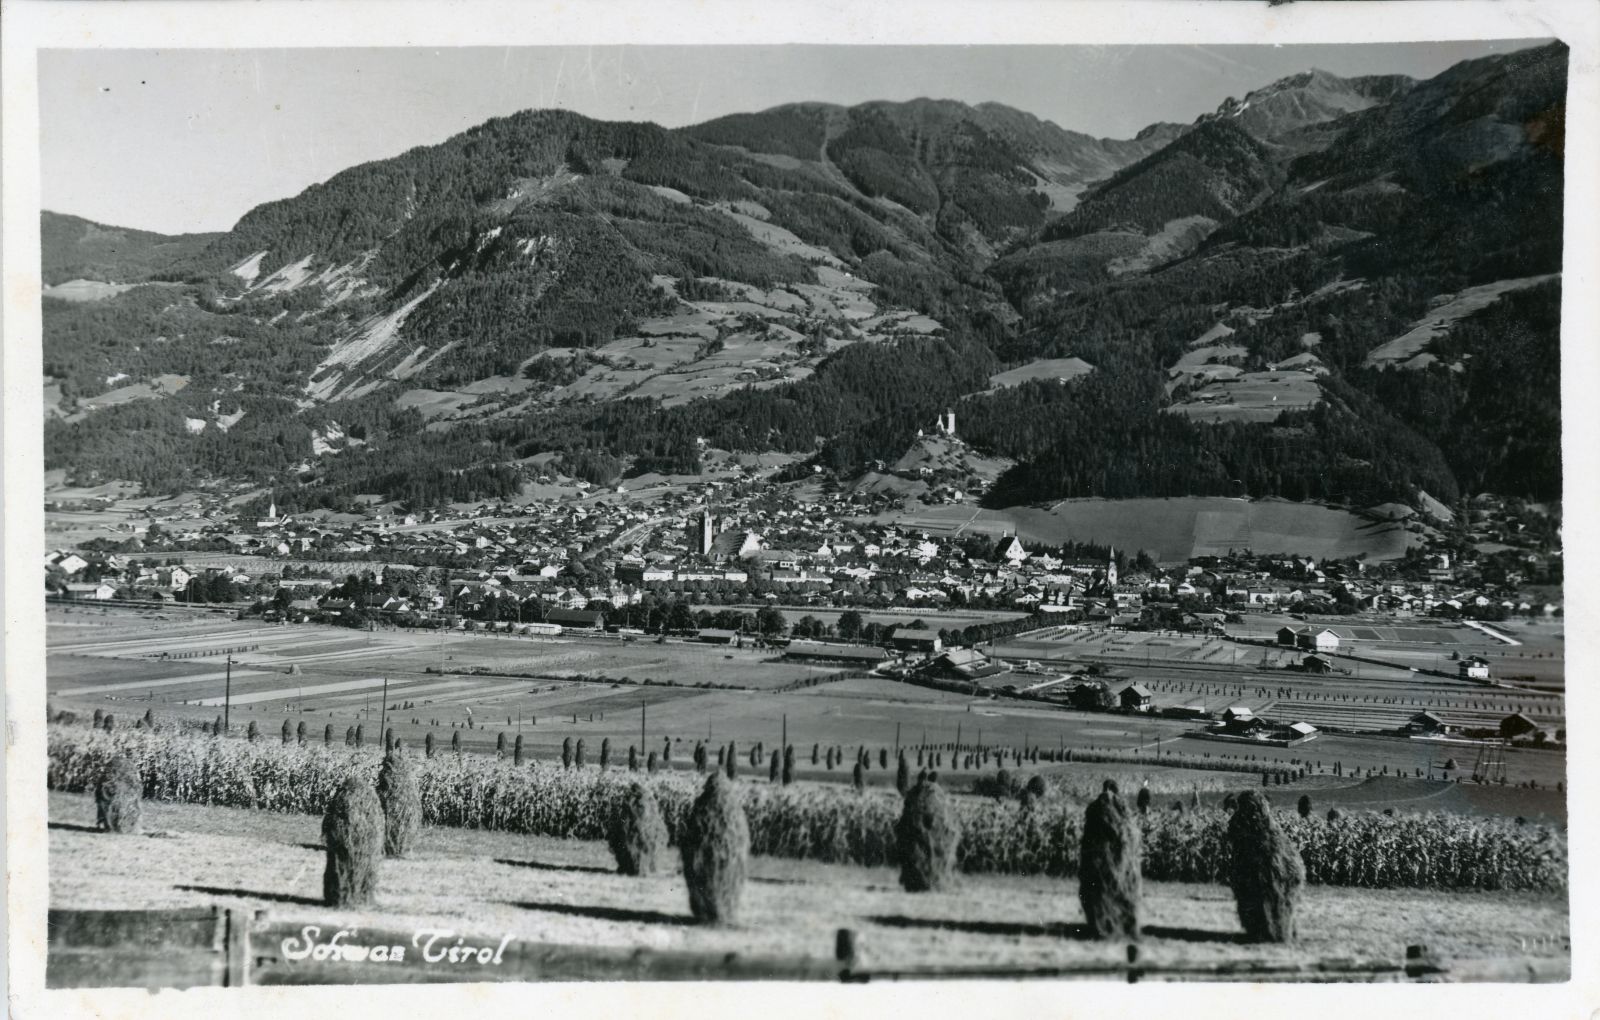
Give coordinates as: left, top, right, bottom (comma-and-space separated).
50, 553, 90, 575
1187, 611, 1227, 633
1403, 711, 1450, 735
920, 647, 1008, 682
58, 582, 115, 601
543, 608, 606, 631
890, 628, 942, 656
1068, 680, 1116, 712
1117, 682, 1154, 713
782, 641, 889, 666
1499, 711, 1539, 739
1458, 655, 1491, 681
1278, 626, 1340, 653
1220, 706, 1267, 736
694, 628, 740, 645
1307, 628, 1340, 652
1302, 654, 1333, 674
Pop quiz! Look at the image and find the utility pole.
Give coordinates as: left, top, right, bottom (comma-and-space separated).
641, 701, 646, 752
782, 713, 787, 753
379, 677, 388, 740
224, 655, 234, 732
895, 721, 901, 755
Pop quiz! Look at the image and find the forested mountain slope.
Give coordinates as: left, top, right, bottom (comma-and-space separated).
40, 212, 220, 287
41, 43, 1567, 512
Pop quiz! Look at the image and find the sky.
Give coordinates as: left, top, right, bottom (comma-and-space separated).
40, 40, 1548, 235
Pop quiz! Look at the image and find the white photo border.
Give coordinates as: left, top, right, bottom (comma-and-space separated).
4, 2, 1597, 1017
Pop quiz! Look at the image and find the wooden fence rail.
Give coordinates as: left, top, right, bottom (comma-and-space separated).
45, 908, 1567, 988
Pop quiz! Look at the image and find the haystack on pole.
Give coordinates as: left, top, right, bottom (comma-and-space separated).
1078, 780, 1142, 940
1227, 789, 1306, 942
322, 774, 383, 907
679, 772, 750, 924
895, 774, 959, 892
94, 756, 143, 834
608, 782, 669, 876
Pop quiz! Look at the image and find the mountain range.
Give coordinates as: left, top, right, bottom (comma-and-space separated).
41, 42, 1566, 515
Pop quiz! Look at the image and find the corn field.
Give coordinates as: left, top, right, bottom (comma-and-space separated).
47, 725, 1565, 892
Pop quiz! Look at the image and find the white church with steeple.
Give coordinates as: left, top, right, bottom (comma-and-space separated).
256, 497, 285, 530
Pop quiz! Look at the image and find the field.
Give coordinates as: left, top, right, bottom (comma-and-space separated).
1165, 371, 1323, 423
47, 790, 1570, 974
47, 607, 1324, 780
872, 497, 1416, 562
48, 722, 1570, 894
47, 606, 1566, 804
57, 372, 190, 424
48, 607, 854, 750
989, 618, 1565, 789
41, 279, 140, 302
1364, 274, 1559, 368
729, 604, 1031, 632
986, 357, 1095, 391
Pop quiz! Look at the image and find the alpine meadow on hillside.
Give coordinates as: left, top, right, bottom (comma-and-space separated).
35, 39, 1569, 991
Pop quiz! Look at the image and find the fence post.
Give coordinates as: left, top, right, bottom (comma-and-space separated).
1404, 943, 1443, 980
224, 907, 253, 986
835, 928, 859, 982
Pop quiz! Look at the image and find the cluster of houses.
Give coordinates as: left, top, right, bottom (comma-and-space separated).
45, 550, 202, 602
46, 477, 1561, 636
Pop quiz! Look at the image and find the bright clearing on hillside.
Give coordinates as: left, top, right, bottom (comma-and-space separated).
1364, 274, 1560, 369
986, 357, 1095, 391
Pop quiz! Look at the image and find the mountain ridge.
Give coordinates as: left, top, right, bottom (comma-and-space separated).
40, 42, 1567, 514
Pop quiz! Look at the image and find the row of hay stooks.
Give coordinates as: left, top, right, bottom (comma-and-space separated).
93, 750, 1303, 942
